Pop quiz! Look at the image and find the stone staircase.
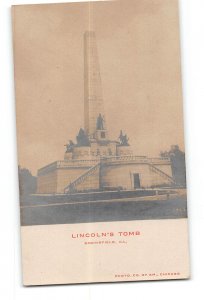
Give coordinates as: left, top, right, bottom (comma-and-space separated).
149, 163, 176, 185
64, 162, 101, 193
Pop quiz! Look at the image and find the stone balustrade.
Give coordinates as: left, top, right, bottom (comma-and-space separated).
38, 155, 170, 176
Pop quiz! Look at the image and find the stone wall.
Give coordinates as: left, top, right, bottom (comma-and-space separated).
116, 146, 133, 156
72, 147, 91, 160
56, 167, 99, 193
100, 162, 172, 189
77, 167, 100, 191
37, 165, 100, 194
90, 141, 117, 157
37, 159, 173, 194
37, 169, 57, 194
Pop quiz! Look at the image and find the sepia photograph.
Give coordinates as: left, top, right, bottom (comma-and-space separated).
14, 0, 187, 226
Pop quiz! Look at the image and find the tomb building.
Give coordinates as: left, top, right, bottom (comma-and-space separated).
37, 31, 174, 194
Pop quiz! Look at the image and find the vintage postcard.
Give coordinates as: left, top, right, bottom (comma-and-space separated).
12, 0, 190, 285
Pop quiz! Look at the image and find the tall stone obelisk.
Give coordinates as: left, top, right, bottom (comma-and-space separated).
84, 31, 105, 138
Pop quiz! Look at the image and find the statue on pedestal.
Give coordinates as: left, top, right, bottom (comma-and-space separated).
65, 140, 75, 152
96, 113, 105, 130
119, 130, 129, 146
76, 128, 90, 146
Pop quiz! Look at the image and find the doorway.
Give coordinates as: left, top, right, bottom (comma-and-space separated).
133, 173, 140, 189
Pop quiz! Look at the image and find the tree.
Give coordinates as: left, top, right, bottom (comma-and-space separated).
18, 166, 37, 199
160, 145, 186, 187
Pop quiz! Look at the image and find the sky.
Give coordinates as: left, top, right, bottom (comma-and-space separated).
13, 0, 185, 175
